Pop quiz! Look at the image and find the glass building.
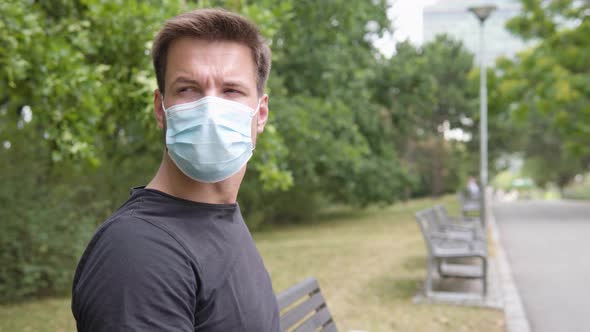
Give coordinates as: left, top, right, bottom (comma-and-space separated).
423, 0, 531, 66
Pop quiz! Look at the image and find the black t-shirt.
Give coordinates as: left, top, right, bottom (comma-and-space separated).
71, 187, 280, 332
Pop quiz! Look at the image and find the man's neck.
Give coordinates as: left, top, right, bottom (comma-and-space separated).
146, 152, 244, 204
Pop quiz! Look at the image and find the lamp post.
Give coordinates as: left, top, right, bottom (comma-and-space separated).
468, 5, 496, 227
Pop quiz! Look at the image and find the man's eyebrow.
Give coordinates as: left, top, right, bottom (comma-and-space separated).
171, 76, 200, 85
223, 81, 251, 90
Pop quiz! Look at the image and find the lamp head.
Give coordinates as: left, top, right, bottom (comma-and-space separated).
468, 5, 497, 23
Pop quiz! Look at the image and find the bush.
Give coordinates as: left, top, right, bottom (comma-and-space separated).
0, 181, 96, 302
0, 128, 97, 302
0, 123, 157, 303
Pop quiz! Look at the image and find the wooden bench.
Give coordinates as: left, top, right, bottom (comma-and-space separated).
458, 191, 481, 218
433, 204, 485, 240
415, 208, 488, 296
276, 277, 338, 332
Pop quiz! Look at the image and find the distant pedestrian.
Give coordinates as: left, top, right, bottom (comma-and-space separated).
467, 176, 480, 199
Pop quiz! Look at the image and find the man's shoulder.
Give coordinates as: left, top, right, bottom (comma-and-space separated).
71, 209, 199, 331
100, 213, 165, 243
89, 207, 152, 244
72, 210, 193, 289
86, 211, 190, 263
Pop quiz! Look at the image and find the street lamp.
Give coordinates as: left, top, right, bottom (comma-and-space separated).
468, 5, 496, 227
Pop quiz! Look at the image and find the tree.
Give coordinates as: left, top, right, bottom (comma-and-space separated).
503, 0, 590, 160
238, 0, 413, 224
0, 0, 416, 300
373, 35, 477, 196
0, 0, 294, 301
481, 0, 590, 188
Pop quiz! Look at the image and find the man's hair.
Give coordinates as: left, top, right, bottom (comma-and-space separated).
152, 8, 271, 96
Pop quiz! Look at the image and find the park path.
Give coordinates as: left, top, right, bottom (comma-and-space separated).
493, 200, 590, 332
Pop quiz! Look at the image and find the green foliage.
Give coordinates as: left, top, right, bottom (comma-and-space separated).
486, 0, 590, 187
563, 173, 590, 200
0, 124, 94, 302
0, 0, 480, 302
1, 0, 183, 302
519, 110, 584, 189
373, 35, 477, 196
238, 0, 411, 222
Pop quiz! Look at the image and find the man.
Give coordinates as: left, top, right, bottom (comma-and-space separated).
71, 8, 280, 331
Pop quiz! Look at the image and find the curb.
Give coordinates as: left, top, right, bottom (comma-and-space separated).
488, 204, 531, 332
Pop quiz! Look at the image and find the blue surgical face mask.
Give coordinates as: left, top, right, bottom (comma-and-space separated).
162, 96, 259, 183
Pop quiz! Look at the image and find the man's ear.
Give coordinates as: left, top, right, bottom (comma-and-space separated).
257, 94, 269, 134
154, 89, 165, 129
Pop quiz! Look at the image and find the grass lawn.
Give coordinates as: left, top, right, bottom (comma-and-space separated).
0, 195, 503, 332
564, 175, 590, 200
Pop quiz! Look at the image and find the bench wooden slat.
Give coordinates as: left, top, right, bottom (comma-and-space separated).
320, 321, 338, 332
280, 291, 326, 331
292, 306, 333, 332
277, 277, 319, 311
432, 244, 487, 258
440, 262, 484, 278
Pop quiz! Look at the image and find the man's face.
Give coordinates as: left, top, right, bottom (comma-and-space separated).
154, 38, 268, 143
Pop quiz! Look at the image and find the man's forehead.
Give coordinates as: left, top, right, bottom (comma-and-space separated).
165, 38, 256, 83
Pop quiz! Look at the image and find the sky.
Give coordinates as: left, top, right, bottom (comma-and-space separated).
374, 0, 439, 57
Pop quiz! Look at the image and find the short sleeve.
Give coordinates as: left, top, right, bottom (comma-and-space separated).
72, 216, 197, 332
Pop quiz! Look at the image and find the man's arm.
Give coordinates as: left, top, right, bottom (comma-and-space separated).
72, 216, 197, 332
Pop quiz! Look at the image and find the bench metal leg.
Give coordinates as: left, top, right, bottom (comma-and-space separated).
482, 257, 488, 296
425, 256, 435, 296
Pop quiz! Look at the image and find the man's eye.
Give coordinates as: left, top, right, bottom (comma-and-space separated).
225, 89, 242, 95
178, 87, 195, 93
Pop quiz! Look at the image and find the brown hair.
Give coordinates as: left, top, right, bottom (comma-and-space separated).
152, 8, 271, 96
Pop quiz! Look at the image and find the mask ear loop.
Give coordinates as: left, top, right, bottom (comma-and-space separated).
252, 99, 261, 117
251, 99, 262, 151
161, 94, 167, 112
160, 94, 170, 153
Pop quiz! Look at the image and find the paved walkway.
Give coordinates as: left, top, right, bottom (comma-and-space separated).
493, 200, 590, 332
